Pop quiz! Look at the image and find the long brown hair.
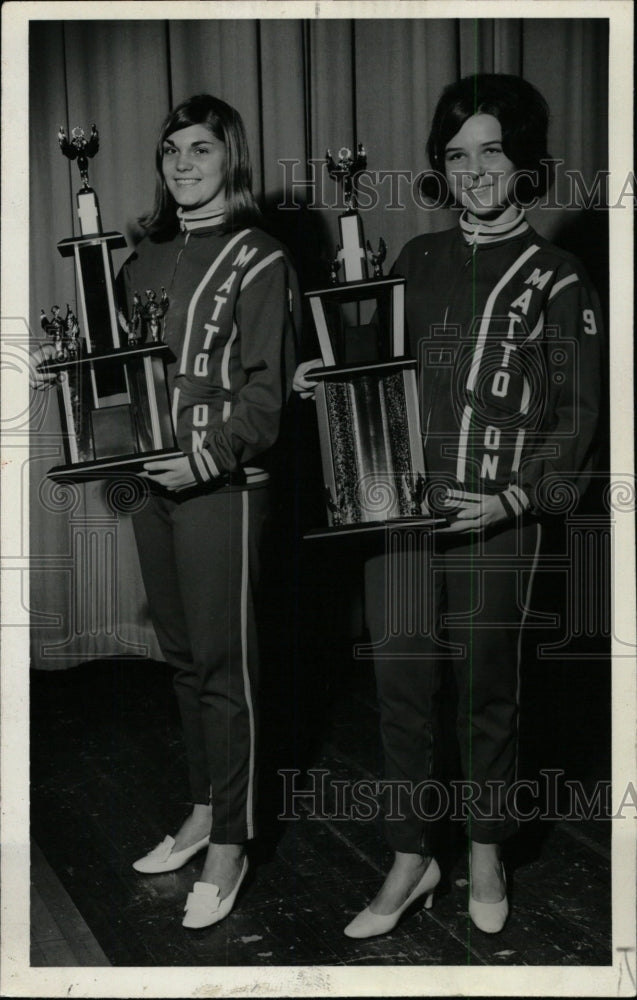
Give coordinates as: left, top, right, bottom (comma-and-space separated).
139, 94, 261, 239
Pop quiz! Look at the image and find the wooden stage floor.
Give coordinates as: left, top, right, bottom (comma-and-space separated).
30, 649, 611, 968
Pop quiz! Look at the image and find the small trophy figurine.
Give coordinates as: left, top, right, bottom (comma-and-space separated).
140, 288, 169, 343
326, 144, 367, 212
58, 125, 99, 190
41, 304, 83, 362
366, 238, 387, 278
53, 328, 66, 361
328, 252, 342, 286
64, 305, 82, 358
117, 293, 143, 347
40, 305, 65, 342
118, 288, 169, 346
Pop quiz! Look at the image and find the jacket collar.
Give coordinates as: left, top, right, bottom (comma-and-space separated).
177, 205, 226, 232
459, 208, 528, 246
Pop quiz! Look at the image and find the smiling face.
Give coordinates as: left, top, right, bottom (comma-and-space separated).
444, 113, 518, 223
162, 123, 227, 213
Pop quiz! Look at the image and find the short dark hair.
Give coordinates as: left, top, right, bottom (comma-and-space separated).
140, 94, 261, 239
424, 73, 554, 205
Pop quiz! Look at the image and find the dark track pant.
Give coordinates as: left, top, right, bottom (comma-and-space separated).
364, 519, 542, 852
133, 486, 269, 844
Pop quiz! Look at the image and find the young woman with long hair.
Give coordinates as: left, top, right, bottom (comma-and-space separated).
123, 93, 300, 929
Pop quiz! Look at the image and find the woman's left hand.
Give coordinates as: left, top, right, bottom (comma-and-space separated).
29, 343, 59, 390
293, 358, 322, 399
439, 494, 510, 534
138, 454, 197, 491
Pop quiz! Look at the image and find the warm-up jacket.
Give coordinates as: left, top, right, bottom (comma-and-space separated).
121, 223, 300, 484
393, 216, 603, 518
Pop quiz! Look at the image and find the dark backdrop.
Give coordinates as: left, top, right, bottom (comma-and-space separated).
28, 16, 609, 667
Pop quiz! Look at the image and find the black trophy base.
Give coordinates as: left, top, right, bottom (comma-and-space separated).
39, 341, 176, 474
47, 447, 183, 484
90, 404, 139, 458
304, 516, 448, 541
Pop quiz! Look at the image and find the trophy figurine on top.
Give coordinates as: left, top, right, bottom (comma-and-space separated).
304, 144, 436, 537
37, 125, 180, 481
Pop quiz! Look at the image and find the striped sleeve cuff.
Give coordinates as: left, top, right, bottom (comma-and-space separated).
187, 448, 221, 485
501, 484, 532, 518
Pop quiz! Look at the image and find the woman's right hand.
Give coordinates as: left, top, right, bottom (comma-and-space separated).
29, 342, 59, 391
293, 358, 322, 399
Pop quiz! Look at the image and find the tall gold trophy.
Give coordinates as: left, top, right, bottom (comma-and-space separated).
304, 145, 438, 537
38, 126, 179, 482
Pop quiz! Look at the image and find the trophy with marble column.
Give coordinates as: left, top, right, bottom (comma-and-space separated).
37, 125, 179, 481
304, 144, 437, 536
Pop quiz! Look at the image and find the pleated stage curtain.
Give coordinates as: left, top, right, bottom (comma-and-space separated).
28, 16, 608, 668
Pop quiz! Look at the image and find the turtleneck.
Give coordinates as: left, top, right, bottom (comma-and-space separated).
459, 208, 528, 247
177, 205, 226, 232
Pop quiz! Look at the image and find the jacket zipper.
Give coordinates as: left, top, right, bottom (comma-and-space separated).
169, 230, 190, 293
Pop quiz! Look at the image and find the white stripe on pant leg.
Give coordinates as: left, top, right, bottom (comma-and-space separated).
514, 522, 542, 784
240, 490, 256, 839
456, 404, 473, 482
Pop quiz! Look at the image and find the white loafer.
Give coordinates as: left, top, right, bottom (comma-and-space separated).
182, 855, 249, 929
344, 858, 441, 939
132, 834, 210, 874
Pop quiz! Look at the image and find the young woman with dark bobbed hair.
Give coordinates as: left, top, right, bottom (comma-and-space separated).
124, 93, 300, 929
295, 73, 602, 937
